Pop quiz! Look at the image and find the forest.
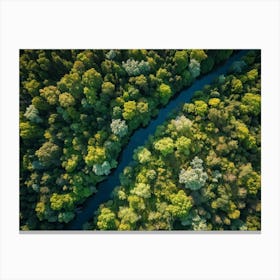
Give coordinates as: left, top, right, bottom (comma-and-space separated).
19, 49, 261, 230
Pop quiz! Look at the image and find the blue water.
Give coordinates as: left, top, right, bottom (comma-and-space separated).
66, 50, 248, 230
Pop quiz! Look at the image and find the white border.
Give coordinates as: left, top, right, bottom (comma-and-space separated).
1, 1, 279, 280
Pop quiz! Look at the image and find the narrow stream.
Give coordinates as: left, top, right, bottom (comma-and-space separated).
66, 50, 248, 230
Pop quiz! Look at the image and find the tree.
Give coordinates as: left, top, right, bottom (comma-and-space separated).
24, 104, 42, 123
50, 193, 74, 211
130, 183, 151, 198
82, 68, 102, 90
231, 78, 243, 94
128, 195, 145, 211
122, 101, 137, 121
246, 69, 258, 81
131, 74, 149, 93
23, 79, 40, 97
35, 201, 46, 221
35, 141, 61, 166
171, 115, 192, 134
58, 212, 75, 223
175, 136, 191, 156
83, 87, 97, 105
118, 207, 139, 230
208, 98, 221, 107
214, 50, 233, 63
154, 137, 174, 156
92, 161, 112, 176
122, 59, 150, 76
230, 60, 247, 73
101, 81, 115, 95
179, 157, 208, 190
173, 50, 188, 73
201, 56, 215, 74
40, 86, 61, 105
238, 164, 260, 195
133, 146, 151, 164
106, 50, 117, 60
63, 154, 79, 173
97, 207, 118, 230
85, 146, 106, 166
245, 215, 261, 230
194, 100, 208, 117
156, 68, 171, 82
20, 121, 43, 139
57, 72, 82, 98
76, 50, 94, 68
110, 119, 128, 137
157, 83, 172, 105
190, 50, 207, 62
240, 93, 261, 116
234, 120, 249, 140
189, 59, 200, 78
59, 92, 75, 108
32, 96, 50, 111
71, 60, 85, 74
166, 190, 192, 219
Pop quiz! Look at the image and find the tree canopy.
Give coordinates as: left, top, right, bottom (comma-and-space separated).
20, 49, 260, 231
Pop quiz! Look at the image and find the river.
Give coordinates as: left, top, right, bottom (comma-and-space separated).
66, 50, 248, 230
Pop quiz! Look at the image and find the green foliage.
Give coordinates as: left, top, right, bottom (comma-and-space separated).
154, 137, 174, 156
92, 161, 112, 176
23, 79, 40, 96
32, 96, 50, 111
189, 59, 200, 78
171, 115, 192, 134
246, 69, 258, 81
101, 81, 115, 95
50, 193, 74, 211
63, 154, 79, 173
82, 68, 102, 89
59, 92, 75, 108
166, 190, 193, 219
40, 86, 61, 105
20, 49, 261, 231
230, 60, 247, 73
122, 59, 150, 76
35, 142, 61, 166
118, 207, 139, 230
173, 50, 188, 72
122, 101, 137, 120
179, 157, 208, 190
92, 51, 260, 231
97, 207, 118, 230
194, 100, 208, 116
231, 78, 243, 93
158, 83, 172, 105
58, 72, 82, 97
24, 104, 42, 123
190, 50, 207, 62
58, 212, 75, 223
175, 136, 191, 156
208, 98, 221, 107
156, 68, 170, 81
20, 121, 43, 139
130, 183, 151, 198
133, 146, 152, 164
235, 121, 249, 140
238, 164, 261, 195
85, 146, 106, 166
110, 119, 128, 137
240, 93, 261, 116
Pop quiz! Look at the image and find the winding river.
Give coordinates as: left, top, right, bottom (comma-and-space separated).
66, 50, 248, 230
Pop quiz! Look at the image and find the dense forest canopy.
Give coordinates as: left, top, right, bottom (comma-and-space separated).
19, 49, 260, 230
